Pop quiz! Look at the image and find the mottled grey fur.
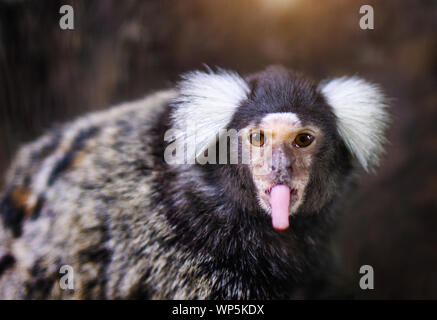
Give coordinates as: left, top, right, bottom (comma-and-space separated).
0, 90, 204, 299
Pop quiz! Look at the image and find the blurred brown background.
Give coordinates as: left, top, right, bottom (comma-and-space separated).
0, 0, 436, 299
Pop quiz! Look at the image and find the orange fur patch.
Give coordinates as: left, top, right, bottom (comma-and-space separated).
72, 150, 88, 168
10, 187, 35, 215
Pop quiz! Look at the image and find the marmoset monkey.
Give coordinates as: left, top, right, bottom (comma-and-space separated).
0, 66, 389, 299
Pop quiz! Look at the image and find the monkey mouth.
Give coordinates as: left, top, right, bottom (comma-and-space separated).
265, 185, 297, 231
265, 185, 297, 196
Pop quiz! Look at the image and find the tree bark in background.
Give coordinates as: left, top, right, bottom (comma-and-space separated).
0, 0, 436, 298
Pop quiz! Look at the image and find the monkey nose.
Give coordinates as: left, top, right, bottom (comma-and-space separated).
269, 166, 292, 185
271, 147, 293, 171
270, 157, 293, 175
271, 163, 293, 173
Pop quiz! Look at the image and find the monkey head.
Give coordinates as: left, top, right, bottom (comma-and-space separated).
169, 65, 389, 230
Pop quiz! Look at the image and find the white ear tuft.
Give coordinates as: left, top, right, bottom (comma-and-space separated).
319, 77, 390, 172
170, 68, 250, 163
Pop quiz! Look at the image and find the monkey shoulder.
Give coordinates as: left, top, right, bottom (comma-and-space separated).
1, 89, 176, 221
0, 90, 176, 298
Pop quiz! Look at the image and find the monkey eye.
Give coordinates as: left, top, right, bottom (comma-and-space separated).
249, 131, 265, 147
294, 133, 314, 148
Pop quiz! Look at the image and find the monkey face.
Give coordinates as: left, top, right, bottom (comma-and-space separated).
221, 67, 342, 230
171, 65, 388, 231
241, 113, 323, 230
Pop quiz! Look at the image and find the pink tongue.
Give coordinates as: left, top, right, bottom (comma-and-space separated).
269, 185, 291, 230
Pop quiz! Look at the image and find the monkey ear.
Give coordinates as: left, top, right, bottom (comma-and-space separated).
319, 77, 390, 172
170, 68, 250, 163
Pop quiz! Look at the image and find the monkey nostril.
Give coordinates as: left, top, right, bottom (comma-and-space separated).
271, 165, 277, 171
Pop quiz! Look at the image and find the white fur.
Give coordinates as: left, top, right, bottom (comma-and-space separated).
170, 68, 250, 162
319, 77, 389, 171
261, 112, 300, 126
